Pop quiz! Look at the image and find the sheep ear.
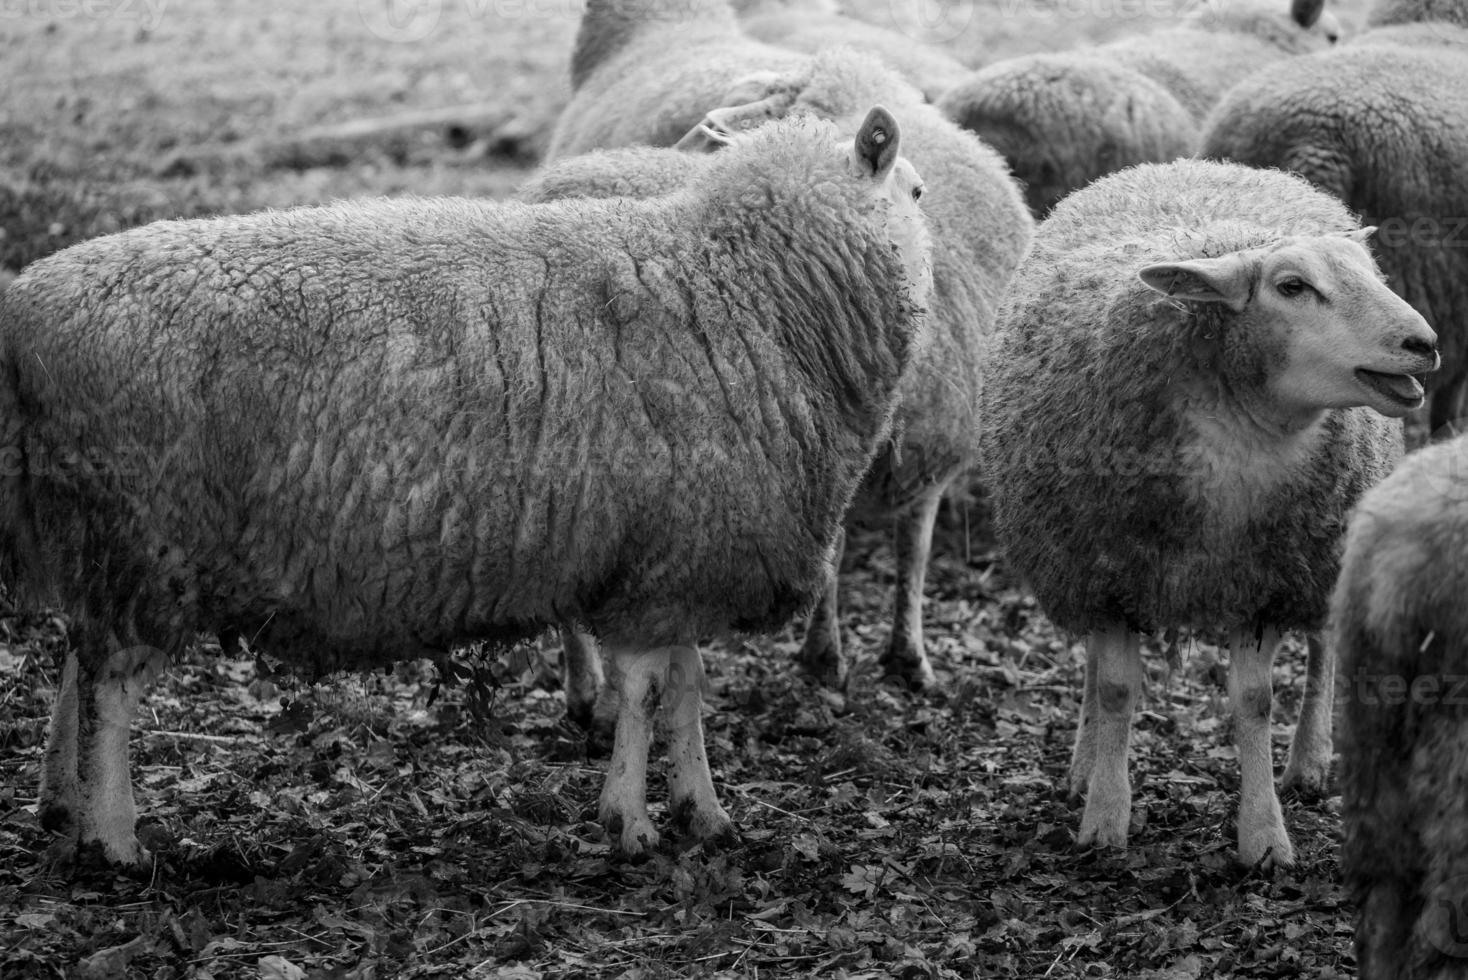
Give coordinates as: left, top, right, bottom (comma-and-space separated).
854, 105, 900, 180
1138, 256, 1253, 312
1344, 226, 1377, 245
1291, 0, 1325, 27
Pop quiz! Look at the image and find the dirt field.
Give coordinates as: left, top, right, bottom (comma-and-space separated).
0, 1, 1368, 976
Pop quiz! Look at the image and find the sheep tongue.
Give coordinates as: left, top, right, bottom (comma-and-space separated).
1361, 369, 1424, 403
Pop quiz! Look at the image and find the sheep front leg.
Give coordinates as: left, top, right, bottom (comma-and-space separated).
880, 490, 941, 691
797, 527, 847, 688
664, 645, 733, 844
599, 644, 668, 855
1229, 626, 1294, 868
1281, 631, 1334, 795
1076, 623, 1141, 849
38, 650, 81, 838
76, 644, 168, 866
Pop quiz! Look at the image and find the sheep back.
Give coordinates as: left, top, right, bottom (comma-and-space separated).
1200, 37, 1468, 427
0, 120, 925, 676
1334, 434, 1468, 977
982, 159, 1401, 635
548, 0, 804, 160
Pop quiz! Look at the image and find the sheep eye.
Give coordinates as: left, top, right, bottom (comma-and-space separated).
1276, 277, 1311, 298
911, 185, 924, 202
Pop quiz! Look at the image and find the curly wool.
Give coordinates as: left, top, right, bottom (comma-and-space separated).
938, 0, 1338, 214
0, 115, 927, 677
547, 0, 803, 160
1333, 434, 1468, 979
981, 159, 1402, 635
1200, 2, 1468, 430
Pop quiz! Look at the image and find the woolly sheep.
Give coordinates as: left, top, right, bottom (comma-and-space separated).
1, 108, 934, 864
729, 0, 971, 101
1333, 434, 1468, 979
938, 0, 1339, 215
545, 0, 804, 160
981, 158, 1440, 867
1201, 0, 1468, 434
545, 48, 1033, 693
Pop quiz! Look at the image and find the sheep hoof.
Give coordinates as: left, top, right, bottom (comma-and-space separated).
1239, 830, 1295, 871
672, 797, 735, 845
1076, 806, 1130, 850
1279, 758, 1332, 799
795, 637, 848, 690
603, 810, 660, 858
879, 646, 936, 692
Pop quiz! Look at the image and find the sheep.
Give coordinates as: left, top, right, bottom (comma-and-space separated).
728, 0, 971, 101
0, 107, 934, 864
1333, 433, 1468, 979
937, 0, 1340, 215
535, 49, 1033, 695
1200, 0, 1468, 436
980, 158, 1441, 867
545, 0, 804, 161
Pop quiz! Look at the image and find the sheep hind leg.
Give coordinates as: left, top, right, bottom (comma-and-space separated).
38, 650, 81, 839
76, 643, 168, 867
559, 627, 618, 751
599, 644, 667, 856
1230, 626, 1294, 869
880, 491, 941, 691
1281, 632, 1334, 796
663, 645, 734, 845
796, 527, 847, 689
1076, 624, 1141, 849
1068, 640, 1101, 799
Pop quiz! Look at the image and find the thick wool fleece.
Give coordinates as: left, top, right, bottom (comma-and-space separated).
981, 159, 1401, 635
0, 115, 928, 678
546, 0, 803, 160
1201, 11, 1468, 431
938, 0, 1338, 215
1334, 434, 1468, 980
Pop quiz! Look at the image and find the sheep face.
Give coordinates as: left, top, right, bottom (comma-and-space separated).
1139, 232, 1440, 423
850, 106, 933, 314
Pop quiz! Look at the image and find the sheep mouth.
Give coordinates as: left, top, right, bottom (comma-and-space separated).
1356, 368, 1425, 408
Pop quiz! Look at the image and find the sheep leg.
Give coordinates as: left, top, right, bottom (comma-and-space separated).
599, 644, 667, 856
1076, 623, 1141, 849
559, 626, 619, 744
38, 650, 81, 838
663, 645, 734, 844
880, 490, 941, 691
1229, 626, 1294, 868
1068, 640, 1101, 798
75, 644, 168, 866
797, 527, 847, 688
1281, 631, 1334, 795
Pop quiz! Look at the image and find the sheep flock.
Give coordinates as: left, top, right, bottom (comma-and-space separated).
5, 0, 1467, 972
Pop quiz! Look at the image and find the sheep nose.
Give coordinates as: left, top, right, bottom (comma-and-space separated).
1402, 335, 1438, 362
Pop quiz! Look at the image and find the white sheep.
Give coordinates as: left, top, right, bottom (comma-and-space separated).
1, 108, 933, 864
1332, 433, 1468, 978
980, 158, 1441, 867
535, 49, 1033, 695
545, 0, 804, 160
728, 0, 971, 101
1201, 0, 1468, 435
937, 0, 1340, 214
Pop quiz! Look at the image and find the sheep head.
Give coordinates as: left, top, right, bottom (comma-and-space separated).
1139, 229, 1440, 422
